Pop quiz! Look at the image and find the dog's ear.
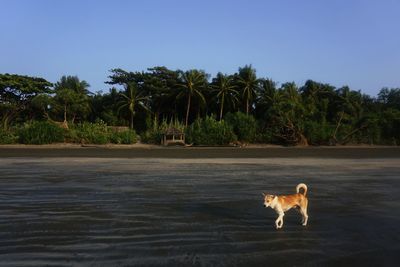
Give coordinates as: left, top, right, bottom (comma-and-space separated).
262, 192, 266, 197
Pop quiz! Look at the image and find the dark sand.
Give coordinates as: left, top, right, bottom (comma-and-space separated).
1, 146, 400, 158
0, 148, 399, 266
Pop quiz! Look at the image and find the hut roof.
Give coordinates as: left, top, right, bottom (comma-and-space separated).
164, 127, 184, 135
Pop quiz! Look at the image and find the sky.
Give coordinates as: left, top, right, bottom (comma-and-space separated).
1, 0, 399, 96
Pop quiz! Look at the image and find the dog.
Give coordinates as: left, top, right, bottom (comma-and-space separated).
262, 183, 308, 229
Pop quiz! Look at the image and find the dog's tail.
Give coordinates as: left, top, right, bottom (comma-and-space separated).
296, 183, 308, 196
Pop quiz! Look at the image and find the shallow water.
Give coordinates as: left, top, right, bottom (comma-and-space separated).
0, 158, 399, 266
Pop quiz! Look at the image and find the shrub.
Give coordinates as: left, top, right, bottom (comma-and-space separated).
379, 109, 400, 145
304, 120, 333, 145
186, 116, 236, 145
0, 128, 18, 144
110, 130, 137, 144
71, 121, 110, 144
140, 129, 162, 144
18, 121, 64, 144
225, 112, 257, 143
255, 130, 274, 144
140, 124, 164, 145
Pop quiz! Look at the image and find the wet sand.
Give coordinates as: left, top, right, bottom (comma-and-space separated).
0, 148, 399, 266
0, 146, 400, 158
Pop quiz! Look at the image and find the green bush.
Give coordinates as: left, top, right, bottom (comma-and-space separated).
304, 120, 333, 145
18, 121, 64, 144
140, 125, 164, 144
379, 109, 400, 145
255, 130, 274, 144
186, 116, 236, 145
110, 130, 137, 144
140, 129, 162, 144
71, 121, 110, 144
0, 128, 18, 144
225, 112, 257, 143
65, 121, 138, 144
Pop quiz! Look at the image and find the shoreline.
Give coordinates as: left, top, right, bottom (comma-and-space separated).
1, 144, 399, 158
0, 142, 398, 149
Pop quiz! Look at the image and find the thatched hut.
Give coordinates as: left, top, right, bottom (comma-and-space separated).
162, 127, 185, 146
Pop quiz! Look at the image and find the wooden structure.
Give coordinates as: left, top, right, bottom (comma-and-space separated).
162, 127, 185, 146
108, 126, 129, 132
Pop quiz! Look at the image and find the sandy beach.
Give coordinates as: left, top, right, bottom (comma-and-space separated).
0, 147, 399, 266
1, 144, 400, 158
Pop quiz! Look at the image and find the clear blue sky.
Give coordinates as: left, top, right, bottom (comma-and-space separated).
1, 0, 399, 96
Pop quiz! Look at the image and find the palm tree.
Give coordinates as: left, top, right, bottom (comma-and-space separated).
300, 80, 334, 118
176, 70, 207, 126
271, 82, 309, 145
56, 75, 90, 95
236, 65, 259, 115
54, 88, 79, 124
54, 76, 91, 124
258, 78, 277, 105
118, 82, 149, 129
211, 73, 238, 120
256, 78, 278, 119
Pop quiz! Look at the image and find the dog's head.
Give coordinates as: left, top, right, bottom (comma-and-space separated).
262, 193, 276, 208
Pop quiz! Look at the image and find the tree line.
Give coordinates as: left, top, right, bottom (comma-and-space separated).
1, 65, 400, 145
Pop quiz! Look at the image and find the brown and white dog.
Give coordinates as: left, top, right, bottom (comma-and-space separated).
263, 183, 308, 229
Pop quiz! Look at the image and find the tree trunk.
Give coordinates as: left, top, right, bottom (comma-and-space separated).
219, 97, 224, 120
185, 94, 191, 127
42, 107, 50, 120
332, 111, 344, 143
340, 124, 368, 145
2, 113, 13, 130
297, 133, 309, 146
63, 104, 67, 123
246, 99, 249, 115
130, 112, 134, 129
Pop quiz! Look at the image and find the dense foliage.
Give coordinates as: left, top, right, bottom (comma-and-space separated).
18, 121, 65, 144
225, 112, 257, 143
1, 67, 399, 145
186, 116, 236, 146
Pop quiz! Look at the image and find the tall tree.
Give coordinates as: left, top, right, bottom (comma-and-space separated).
143, 67, 179, 121
176, 70, 207, 126
106, 68, 141, 85
236, 65, 259, 115
211, 73, 238, 120
256, 78, 277, 115
331, 86, 365, 144
378, 88, 400, 110
270, 82, 309, 145
31, 94, 54, 120
300, 80, 334, 115
53, 76, 91, 124
117, 82, 149, 129
90, 87, 124, 125
0, 73, 52, 129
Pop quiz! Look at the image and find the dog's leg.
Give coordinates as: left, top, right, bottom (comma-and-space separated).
275, 217, 281, 229
303, 210, 308, 226
300, 200, 308, 226
275, 212, 284, 229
